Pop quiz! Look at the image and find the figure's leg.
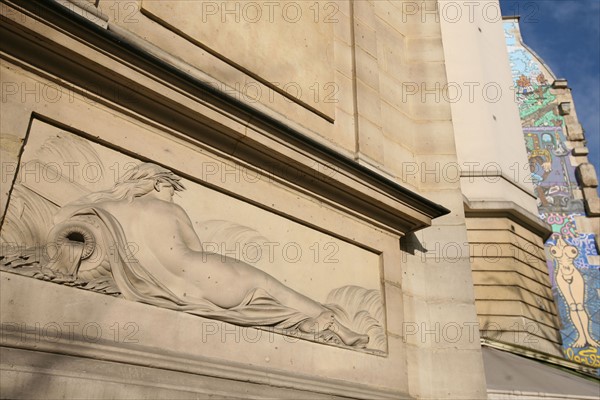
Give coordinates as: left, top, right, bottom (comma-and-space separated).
569, 303, 588, 347
576, 307, 600, 347
198, 253, 325, 314
262, 276, 328, 316
235, 261, 369, 346
200, 253, 369, 347
568, 272, 598, 347
556, 275, 586, 346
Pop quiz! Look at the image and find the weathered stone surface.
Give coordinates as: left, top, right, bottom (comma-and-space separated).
566, 123, 585, 141
139, 0, 335, 118
571, 146, 589, 156
582, 188, 600, 216
576, 163, 599, 187
558, 102, 571, 115
552, 79, 569, 89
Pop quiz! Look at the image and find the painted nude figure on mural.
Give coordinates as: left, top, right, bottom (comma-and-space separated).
550, 236, 599, 348
55, 163, 369, 348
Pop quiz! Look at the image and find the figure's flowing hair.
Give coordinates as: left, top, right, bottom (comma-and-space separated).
68, 163, 185, 206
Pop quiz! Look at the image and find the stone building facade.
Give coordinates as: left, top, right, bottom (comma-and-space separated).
0, 1, 598, 399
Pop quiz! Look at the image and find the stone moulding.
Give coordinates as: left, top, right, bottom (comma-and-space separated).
0, 274, 407, 400
464, 199, 553, 241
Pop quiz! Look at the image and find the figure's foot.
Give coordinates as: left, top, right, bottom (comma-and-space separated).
585, 337, 599, 347
334, 327, 369, 348
298, 312, 334, 334
316, 330, 342, 345
314, 311, 369, 348
572, 336, 587, 348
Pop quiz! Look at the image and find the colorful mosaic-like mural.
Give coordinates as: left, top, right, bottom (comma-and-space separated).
505, 20, 600, 370
525, 127, 583, 213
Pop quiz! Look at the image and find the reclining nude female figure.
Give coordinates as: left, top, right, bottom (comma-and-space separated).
55, 163, 369, 348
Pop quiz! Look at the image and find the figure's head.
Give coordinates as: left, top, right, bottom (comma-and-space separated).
118, 163, 185, 201
67, 163, 186, 207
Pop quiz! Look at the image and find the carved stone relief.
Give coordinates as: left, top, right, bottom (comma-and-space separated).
1, 120, 387, 353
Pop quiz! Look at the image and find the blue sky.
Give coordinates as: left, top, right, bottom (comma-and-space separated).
500, 0, 600, 181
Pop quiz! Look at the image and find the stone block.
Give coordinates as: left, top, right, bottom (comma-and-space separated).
425, 302, 482, 350
473, 286, 556, 313
353, 0, 376, 28
382, 137, 417, 184
558, 102, 571, 115
333, 9, 352, 44
332, 108, 356, 153
563, 114, 579, 127
379, 72, 410, 114
471, 270, 553, 301
466, 217, 546, 248
552, 79, 568, 89
566, 123, 585, 141
409, 96, 452, 121
466, 230, 545, 259
414, 154, 463, 189
583, 188, 600, 216
571, 146, 589, 156
407, 62, 449, 88
475, 300, 558, 328
353, 20, 378, 57
470, 258, 551, 289
384, 282, 405, 336
405, 37, 445, 63
356, 115, 384, 163
355, 80, 382, 121
0, 346, 346, 399
402, 259, 477, 304
576, 163, 599, 187
379, 101, 414, 145
334, 38, 354, 77
572, 212, 600, 236
405, 347, 487, 399
582, 187, 600, 202
420, 224, 469, 252
334, 70, 355, 115
354, 47, 380, 91
469, 242, 548, 273
375, 21, 407, 72
413, 122, 456, 154
373, 0, 409, 36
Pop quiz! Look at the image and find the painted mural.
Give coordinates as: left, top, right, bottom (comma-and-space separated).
505, 20, 600, 370
525, 127, 583, 213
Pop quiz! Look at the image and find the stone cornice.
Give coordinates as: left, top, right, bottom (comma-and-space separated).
464, 199, 552, 241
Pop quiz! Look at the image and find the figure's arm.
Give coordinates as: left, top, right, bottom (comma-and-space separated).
54, 203, 92, 223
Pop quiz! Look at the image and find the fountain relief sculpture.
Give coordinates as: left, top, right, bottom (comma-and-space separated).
1, 125, 386, 352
